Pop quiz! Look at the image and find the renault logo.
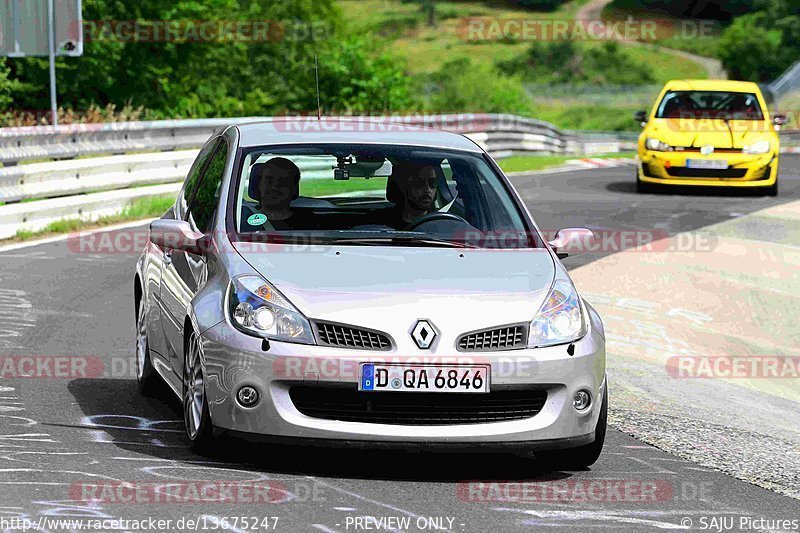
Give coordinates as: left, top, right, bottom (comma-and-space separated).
411, 320, 436, 349
700, 145, 714, 155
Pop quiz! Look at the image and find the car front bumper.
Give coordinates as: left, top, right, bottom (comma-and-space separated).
199, 319, 606, 447
637, 150, 778, 187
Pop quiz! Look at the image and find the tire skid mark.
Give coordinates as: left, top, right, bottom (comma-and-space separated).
0, 289, 36, 347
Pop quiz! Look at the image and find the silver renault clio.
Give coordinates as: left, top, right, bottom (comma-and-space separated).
134, 119, 607, 468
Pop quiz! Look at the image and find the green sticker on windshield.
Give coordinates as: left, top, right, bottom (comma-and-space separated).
247, 213, 268, 226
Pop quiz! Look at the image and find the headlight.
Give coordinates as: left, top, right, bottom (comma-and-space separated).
645, 138, 672, 151
742, 140, 770, 154
227, 276, 315, 344
528, 279, 587, 348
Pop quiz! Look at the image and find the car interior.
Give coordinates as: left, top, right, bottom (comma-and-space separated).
235, 148, 525, 239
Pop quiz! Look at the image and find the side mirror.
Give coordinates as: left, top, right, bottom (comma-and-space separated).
634, 110, 648, 125
773, 114, 787, 129
548, 228, 595, 259
150, 219, 205, 254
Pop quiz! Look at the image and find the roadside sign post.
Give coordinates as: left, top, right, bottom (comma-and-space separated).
48, 0, 57, 125
1, 0, 83, 126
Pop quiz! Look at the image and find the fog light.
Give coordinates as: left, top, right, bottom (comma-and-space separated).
573, 390, 591, 411
237, 386, 260, 407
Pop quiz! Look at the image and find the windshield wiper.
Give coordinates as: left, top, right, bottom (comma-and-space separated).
329, 236, 479, 248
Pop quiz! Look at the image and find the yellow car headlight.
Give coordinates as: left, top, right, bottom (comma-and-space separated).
742, 140, 770, 155
645, 138, 672, 152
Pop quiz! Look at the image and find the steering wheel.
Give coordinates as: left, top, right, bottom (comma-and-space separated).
405, 212, 468, 231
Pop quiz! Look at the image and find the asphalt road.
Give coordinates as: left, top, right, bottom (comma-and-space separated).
1, 157, 799, 532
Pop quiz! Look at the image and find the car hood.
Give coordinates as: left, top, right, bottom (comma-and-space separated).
232, 242, 555, 340
647, 118, 774, 149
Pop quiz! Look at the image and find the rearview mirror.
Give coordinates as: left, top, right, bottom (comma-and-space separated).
548, 228, 595, 259
634, 110, 648, 125
773, 114, 787, 129
150, 219, 205, 254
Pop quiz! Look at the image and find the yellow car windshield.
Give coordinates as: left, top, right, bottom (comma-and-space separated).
656, 91, 764, 120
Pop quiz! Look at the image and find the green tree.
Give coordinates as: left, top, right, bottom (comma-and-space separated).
313, 37, 412, 114
0, 59, 15, 109
498, 40, 655, 86
4, 0, 410, 119
718, 0, 800, 81
423, 58, 533, 115
504, 0, 568, 11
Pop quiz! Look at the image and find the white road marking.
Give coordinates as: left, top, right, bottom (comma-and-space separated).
308, 477, 423, 520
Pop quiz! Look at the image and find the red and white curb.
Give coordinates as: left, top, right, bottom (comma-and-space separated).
572, 157, 638, 169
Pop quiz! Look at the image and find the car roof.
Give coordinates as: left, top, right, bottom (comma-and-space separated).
662, 79, 763, 93
234, 118, 484, 153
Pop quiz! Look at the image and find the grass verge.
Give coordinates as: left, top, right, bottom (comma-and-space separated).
5, 195, 174, 244
499, 152, 635, 173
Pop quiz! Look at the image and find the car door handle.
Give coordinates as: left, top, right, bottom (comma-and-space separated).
163, 249, 173, 265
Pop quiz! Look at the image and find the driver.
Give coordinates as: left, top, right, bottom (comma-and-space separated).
379, 162, 438, 229
252, 157, 318, 230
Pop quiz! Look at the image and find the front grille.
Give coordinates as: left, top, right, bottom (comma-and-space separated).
289, 386, 548, 425
676, 147, 742, 153
666, 167, 747, 178
313, 321, 392, 351
457, 324, 527, 352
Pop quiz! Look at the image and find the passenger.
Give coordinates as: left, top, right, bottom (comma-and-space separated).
379, 162, 438, 229
252, 157, 317, 230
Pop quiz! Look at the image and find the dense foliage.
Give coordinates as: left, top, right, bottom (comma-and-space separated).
718, 0, 800, 81
609, 0, 757, 21
498, 41, 655, 86
4, 0, 410, 120
0, 59, 17, 110
422, 58, 533, 115
504, 0, 569, 11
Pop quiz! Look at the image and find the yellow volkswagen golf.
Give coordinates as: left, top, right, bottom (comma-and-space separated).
635, 80, 785, 195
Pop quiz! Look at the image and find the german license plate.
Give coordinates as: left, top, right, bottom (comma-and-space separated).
686, 159, 728, 169
359, 363, 490, 393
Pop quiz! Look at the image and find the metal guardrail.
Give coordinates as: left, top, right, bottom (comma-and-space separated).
0, 114, 572, 166
0, 150, 198, 203
767, 59, 800, 103
0, 118, 259, 166
0, 113, 793, 240
0, 113, 583, 239
0, 183, 182, 240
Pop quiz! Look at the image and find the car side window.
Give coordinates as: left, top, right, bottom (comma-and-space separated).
176, 138, 221, 220
186, 140, 228, 234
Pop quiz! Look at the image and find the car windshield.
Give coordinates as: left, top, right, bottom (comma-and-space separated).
655, 91, 764, 120
231, 143, 537, 248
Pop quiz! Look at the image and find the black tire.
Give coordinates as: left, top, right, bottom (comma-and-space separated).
636, 168, 653, 194
183, 327, 216, 454
764, 180, 778, 197
536, 386, 608, 470
135, 292, 161, 396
